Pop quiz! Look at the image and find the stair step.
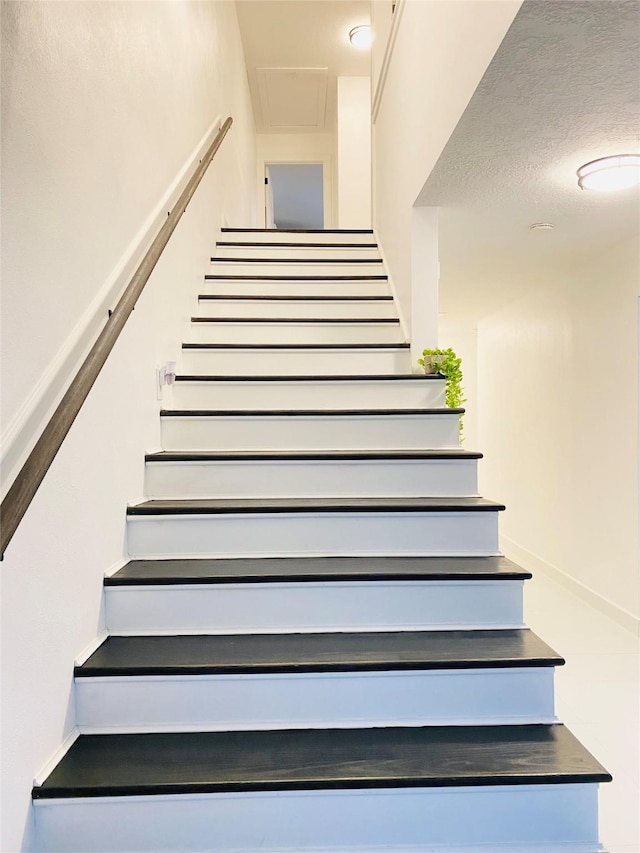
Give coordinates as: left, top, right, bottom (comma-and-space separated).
219, 228, 375, 245
170, 374, 445, 409
125, 497, 504, 561
181, 343, 411, 376
211, 257, 384, 264
33, 728, 609, 849
196, 296, 397, 319
34, 725, 609, 799
105, 556, 526, 635
146, 448, 480, 461
74, 630, 561, 732
214, 245, 381, 261
189, 317, 404, 344
107, 555, 530, 585
79, 629, 561, 676
143, 449, 481, 500
203, 278, 390, 296
128, 496, 503, 515
160, 407, 462, 450
216, 241, 379, 248
209, 263, 387, 278
205, 273, 387, 281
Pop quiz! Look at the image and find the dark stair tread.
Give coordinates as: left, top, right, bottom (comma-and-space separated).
191, 317, 399, 323
216, 241, 378, 248
174, 374, 442, 383
210, 258, 384, 264
221, 228, 375, 234
106, 555, 528, 585
144, 449, 482, 462
76, 629, 564, 677
182, 343, 410, 350
198, 294, 392, 301
160, 407, 464, 417
204, 275, 388, 281
33, 725, 611, 799
127, 497, 505, 516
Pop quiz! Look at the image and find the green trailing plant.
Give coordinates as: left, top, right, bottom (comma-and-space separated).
418, 348, 466, 438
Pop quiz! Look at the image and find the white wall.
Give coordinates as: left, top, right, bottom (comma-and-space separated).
477, 237, 640, 627
438, 317, 479, 451
0, 2, 255, 850
256, 133, 336, 228
371, 0, 394, 97
372, 0, 521, 338
336, 77, 371, 228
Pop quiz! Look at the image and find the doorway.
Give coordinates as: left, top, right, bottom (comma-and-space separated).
265, 163, 324, 230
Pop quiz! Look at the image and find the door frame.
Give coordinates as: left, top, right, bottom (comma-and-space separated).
258, 155, 335, 229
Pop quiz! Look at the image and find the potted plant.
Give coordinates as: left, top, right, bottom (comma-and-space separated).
418, 347, 465, 437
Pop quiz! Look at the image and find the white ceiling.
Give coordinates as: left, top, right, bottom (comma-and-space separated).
417, 0, 640, 320
236, 0, 371, 132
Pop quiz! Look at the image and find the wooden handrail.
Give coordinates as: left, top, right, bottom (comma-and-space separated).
0, 117, 233, 558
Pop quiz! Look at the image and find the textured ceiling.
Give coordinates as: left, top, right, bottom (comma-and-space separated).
236, 0, 371, 132
417, 0, 640, 320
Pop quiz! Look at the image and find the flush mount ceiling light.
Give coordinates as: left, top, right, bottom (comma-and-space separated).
577, 154, 640, 191
349, 25, 372, 49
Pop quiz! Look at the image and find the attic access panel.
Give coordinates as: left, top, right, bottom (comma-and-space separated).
257, 68, 328, 131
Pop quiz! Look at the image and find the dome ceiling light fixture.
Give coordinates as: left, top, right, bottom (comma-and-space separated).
577, 154, 640, 192
349, 25, 372, 49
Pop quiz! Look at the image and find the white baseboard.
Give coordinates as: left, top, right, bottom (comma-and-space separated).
103, 556, 129, 579
501, 535, 640, 637
0, 113, 223, 499
32, 727, 80, 787
74, 630, 109, 667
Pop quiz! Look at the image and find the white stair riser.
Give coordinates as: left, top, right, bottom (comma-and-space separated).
196, 299, 397, 319
214, 246, 381, 261
105, 580, 524, 635
126, 511, 500, 560
170, 379, 446, 410
180, 348, 411, 376
160, 413, 461, 451
75, 668, 556, 732
203, 280, 390, 297
209, 263, 386, 277
144, 459, 478, 500
33, 783, 601, 852
218, 231, 376, 245
189, 321, 404, 344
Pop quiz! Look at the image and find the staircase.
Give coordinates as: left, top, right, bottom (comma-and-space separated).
32, 228, 610, 852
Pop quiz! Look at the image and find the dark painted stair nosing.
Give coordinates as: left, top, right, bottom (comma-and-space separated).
105, 556, 531, 586
181, 343, 410, 351
75, 629, 564, 678
32, 724, 611, 800
205, 274, 388, 281
198, 294, 393, 301
221, 228, 375, 234
144, 449, 482, 462
160, 407, 464, 417
210, 257, 384, 264
174, 374, 442, 383
216, 241, 379, 249
126, 497, 505, 516
191, 317, 399, 324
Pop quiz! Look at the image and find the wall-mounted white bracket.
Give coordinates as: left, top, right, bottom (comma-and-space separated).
156, 362, 177, 400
